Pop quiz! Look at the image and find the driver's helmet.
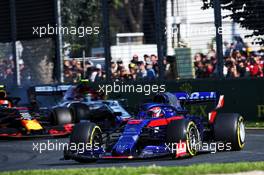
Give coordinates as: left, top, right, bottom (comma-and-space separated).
75, 84, 93, 100
0, 90, 6, 99
0, 90, 10, 107
76, 83, 102, 101
148, 107, 164, 118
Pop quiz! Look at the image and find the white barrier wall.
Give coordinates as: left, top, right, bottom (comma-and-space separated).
111, 44, 157, 68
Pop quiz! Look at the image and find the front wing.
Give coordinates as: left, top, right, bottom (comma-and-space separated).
0, 124, 73, 139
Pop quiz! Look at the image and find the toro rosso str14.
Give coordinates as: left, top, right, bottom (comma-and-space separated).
64, 91, 246, 162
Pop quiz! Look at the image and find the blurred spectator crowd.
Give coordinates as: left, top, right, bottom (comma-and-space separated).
0, 58, 14, 85
64, 54, 172, 82
111, 54, 162, 81
194, 39, 264, 78
0, 58, 31, 85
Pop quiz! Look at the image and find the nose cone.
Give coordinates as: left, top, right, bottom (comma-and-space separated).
114, 144, 131, 155
113, 135, 138, 156
112, 119, 147, 156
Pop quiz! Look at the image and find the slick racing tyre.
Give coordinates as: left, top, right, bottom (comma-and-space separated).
214, 113, 245, 151
69, 103, 90, 123
69, 122, 102, 163
50, 107, 73, 125
166, 119, 201, 157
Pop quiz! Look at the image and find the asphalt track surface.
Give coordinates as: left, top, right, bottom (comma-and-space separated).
0, 130, 263, 172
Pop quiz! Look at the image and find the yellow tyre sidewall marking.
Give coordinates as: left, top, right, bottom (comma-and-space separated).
89, 126, 102, 145
237, 116, 245, 149
186, 121, 197, 156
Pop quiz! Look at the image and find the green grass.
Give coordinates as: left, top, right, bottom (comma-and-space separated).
246, 121, 264, 128
1, 162, 264, 175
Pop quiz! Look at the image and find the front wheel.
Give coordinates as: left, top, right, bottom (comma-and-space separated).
166, 119, 201, 157
214, 113, 245, 151
67, 122, 103, 163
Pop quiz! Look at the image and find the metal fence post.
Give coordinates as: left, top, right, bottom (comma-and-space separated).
155, 0, 165, 80
55, 0, 64, 83
9, 0, 20, 86
213, 0, 224, 78
102, 0, 111, 82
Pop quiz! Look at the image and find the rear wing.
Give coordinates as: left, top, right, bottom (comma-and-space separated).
174, 92, 224, 109
27, 84, 72, 104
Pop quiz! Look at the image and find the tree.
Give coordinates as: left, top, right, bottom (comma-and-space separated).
61, 0, 154, 48
109, 0, 144, 33
61, 0, 162, 53
61, 0, 102, 57
202, 0, 264, 45
109, 0, 159, 44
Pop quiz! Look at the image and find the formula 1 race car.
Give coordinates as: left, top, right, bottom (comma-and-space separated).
0, 85, 73, 138
0, 82, 132, 139
28, 81, 131, 127
64, 91, 246, 162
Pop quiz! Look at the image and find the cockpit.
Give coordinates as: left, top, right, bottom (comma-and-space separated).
62, 84, 102, 102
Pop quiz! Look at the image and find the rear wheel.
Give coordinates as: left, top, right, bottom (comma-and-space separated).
214, 113, 245, 151
50, 107, 73, 125
68, 122, 102, 163
69, 103, 90, 123
166, 119, 201, 157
